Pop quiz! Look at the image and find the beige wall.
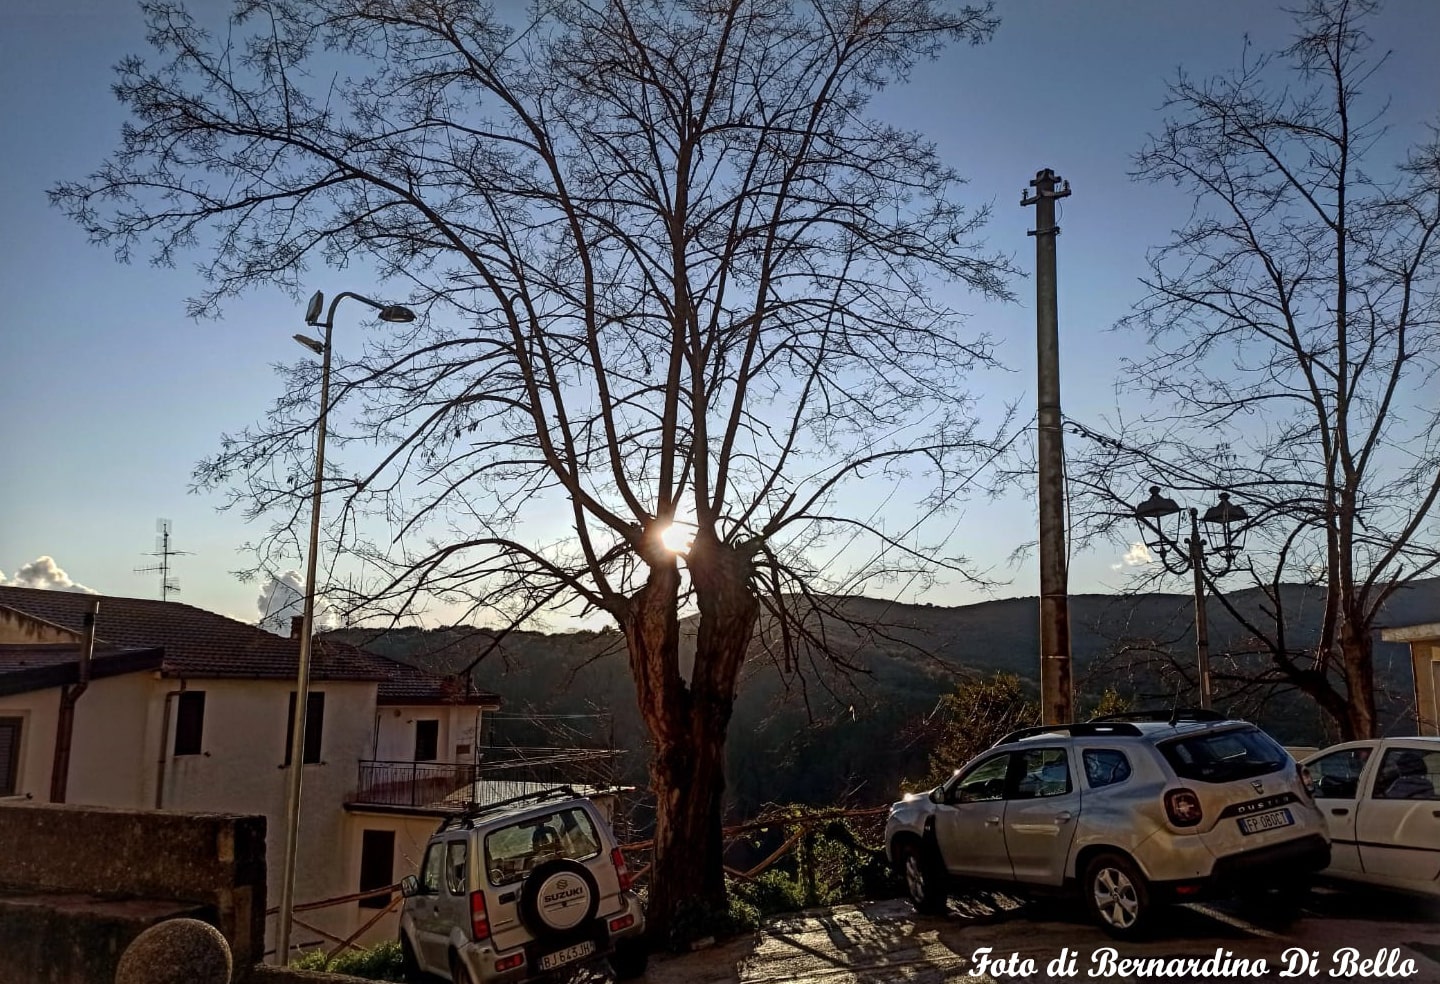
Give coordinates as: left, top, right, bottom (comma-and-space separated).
0, 689, 59, 802
1414, 641, 1440, 736
340, 810, 443, 948
0, 607, 81, 645
373, 704, 485, 764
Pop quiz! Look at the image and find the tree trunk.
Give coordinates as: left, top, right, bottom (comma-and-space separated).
620, 535, 758, 944
1338, 611, 1378, 740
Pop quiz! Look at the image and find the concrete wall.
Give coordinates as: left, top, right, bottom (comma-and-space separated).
0, 801, 266, 982
373, 704, 484, 764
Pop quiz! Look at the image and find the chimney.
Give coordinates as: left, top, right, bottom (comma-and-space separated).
51, 598, 100, 803
291, 615, 305, 639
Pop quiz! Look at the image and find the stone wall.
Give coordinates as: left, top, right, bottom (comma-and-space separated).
0, 802, 266, 983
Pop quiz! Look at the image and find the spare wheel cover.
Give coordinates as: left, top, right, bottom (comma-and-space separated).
521, 859, 599, 936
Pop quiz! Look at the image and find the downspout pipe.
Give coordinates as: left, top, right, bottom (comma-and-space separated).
50, 598, 99, 803
155, 681, 187, 809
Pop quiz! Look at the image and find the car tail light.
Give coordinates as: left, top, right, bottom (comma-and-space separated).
609, 913, 635, 932
495, 954, 524, 972
470, 891, 490, 941
612, 847, 633, 892
1296, 760, 1314, 801
1165, 788, 1204, 827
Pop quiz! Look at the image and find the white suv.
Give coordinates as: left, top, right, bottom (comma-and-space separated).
884, 712, 1330, 937
399, 789, 647, 983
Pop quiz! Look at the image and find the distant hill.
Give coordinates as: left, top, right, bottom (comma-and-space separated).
325, 578, 1439, 816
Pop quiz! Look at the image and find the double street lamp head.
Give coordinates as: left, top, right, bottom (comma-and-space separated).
303, 289, 416, 328
1133, 485, 1249, 571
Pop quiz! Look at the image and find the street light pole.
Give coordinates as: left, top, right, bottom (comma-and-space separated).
1185, 508, 1213, 710
275, 290, 414, 964
1134, 487, 1248, 711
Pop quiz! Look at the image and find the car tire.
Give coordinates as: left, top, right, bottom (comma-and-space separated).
450, 951, 477, 984
610, 938, 650, 980
896, 840, 947, 915
1083, 852, 1153, 939
399, 934, 422, 983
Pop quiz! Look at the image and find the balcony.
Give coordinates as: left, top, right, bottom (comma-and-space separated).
349, 746, 623, 811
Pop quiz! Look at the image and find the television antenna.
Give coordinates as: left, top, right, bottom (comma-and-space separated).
135, 519, 192, 601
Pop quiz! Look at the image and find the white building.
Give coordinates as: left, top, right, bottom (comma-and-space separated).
0, 585, 500, 958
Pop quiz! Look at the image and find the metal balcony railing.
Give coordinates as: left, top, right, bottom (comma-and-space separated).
350, 746, 622, 811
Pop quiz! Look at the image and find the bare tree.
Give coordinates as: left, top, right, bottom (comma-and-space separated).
1073, 0, 1440, 740
54, 0, 1015, 934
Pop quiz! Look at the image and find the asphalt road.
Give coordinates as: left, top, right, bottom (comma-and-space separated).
635, 887, 1440, 983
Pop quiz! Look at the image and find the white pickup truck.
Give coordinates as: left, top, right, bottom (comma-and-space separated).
1302, 737, 1440, 897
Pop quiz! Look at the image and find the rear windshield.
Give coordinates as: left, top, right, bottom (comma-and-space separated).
484, 805, 602, 886
1159, 726, 1289, 784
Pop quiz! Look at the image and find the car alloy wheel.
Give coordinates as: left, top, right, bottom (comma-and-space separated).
1083, 852, 1151, 938
899, 843, 945, 914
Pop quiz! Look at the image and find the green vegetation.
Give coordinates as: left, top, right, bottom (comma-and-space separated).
291, 941, 406, 981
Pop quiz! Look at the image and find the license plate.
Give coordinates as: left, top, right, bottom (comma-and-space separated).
1238, 808, 1294, 835
538, 940, 595, 971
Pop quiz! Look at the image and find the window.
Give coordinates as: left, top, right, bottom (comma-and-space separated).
283, 692, 325, 765
484, 806, 603, 886
419, 842, 444, 895
1160, 726, 1288, 783
1305, 747, 1372, 800
173, 692, 206, 756
414, 719, 439, 762
1014, 748, 1071, 799
1373, 748, 1440, 801
358, 829, 396, 909
444, 839, 468, 896
1083, 749, 1133, 789
0, 717, 21, 797
949, 754, 1010, 804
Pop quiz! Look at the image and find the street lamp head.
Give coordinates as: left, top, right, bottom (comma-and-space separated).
1202, 491, 1248, 562
292, 334, 326, 355
304, 290, 325, 326
378, 304, 416, 324
1201, 491, 1247, 527
1135, 486, 1181, 520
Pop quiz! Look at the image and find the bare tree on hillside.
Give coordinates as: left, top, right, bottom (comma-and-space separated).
53, 0, 1015, 935
1072, 0, 1440, 740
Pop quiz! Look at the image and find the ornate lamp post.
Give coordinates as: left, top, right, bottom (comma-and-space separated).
276, 290, 414, 963
1132, 486, 1249, 710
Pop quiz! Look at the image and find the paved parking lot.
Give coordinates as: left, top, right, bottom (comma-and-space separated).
640, 887, 1440, 983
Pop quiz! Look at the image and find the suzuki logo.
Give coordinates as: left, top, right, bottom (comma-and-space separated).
1251, 780, 1264, 794
557, 879, 569, 890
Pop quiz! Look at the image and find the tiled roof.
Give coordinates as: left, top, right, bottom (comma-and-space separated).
0, 644, 165, 697
0, 586, 498, 704
377, 658, 501, 707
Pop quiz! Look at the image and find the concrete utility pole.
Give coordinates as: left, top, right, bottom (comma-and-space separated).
1023, 168, 1074, 725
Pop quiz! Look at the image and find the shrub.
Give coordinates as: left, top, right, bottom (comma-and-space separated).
290, 940, 407, 981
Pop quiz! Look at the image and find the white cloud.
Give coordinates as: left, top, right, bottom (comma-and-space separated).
257, 571, 334, 634
1, 556, 98, 593
257, 571, 306, 633
1110, 542, 1153, 571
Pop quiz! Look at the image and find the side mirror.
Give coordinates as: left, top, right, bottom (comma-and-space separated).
400, 874, 419, 898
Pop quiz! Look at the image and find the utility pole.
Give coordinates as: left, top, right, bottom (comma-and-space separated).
1023, 168, 1074, 725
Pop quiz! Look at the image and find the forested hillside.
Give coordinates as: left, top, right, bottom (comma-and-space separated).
326, 579, 1438, 816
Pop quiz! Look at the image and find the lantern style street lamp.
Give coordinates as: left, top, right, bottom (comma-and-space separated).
276, 290, 414, 963
1132, 486, 1249, 710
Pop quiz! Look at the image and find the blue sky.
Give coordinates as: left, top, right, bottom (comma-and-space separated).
2, 1, 1437, 627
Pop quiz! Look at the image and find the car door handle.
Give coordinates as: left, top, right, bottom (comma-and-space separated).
1330, 807, 1349, 817
985, 816, 1001, 826
1054, 811, 1073, 824
1432, 810, 1440, 819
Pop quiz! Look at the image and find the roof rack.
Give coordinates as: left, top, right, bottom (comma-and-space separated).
994, 722, 1143, 746
1092, 708, 1226, 726
435, 785, 583, 833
